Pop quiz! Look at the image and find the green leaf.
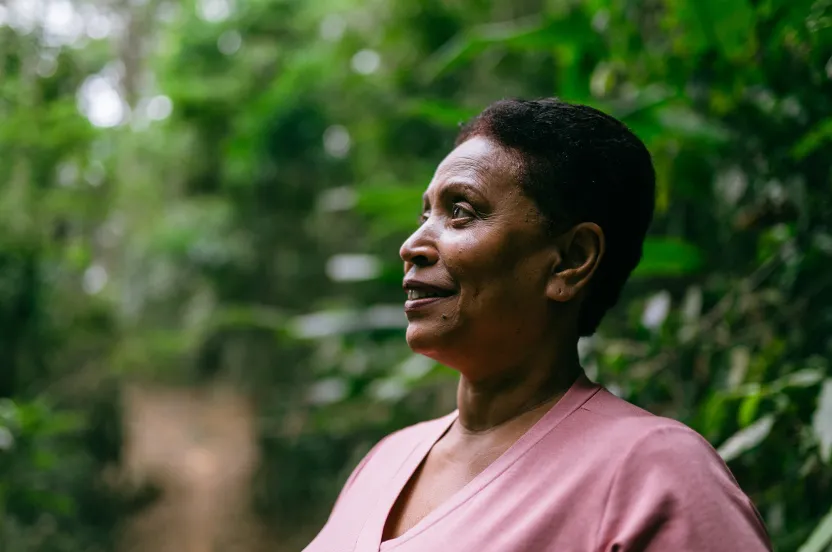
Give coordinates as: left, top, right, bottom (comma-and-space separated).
39, 411, 85, 436
770, 368, 825, 393
798, 505, 832, 552
0, 426, 14, 451
632, 237, 704, 278
656, 106, 731, 143
422, 14, 592, 82
717, 414, 774, 462
699, 393, 729, 441
792, 118, 832, 160
33, 449, 58, 470
403, 100, 479, 128
211, 304, 287, 333
694, 0, 758, 61
356, 185, 425, 236
24, 489, 75, 516
0, 399, 19, 428
738, 393, 762, 428
812, 379, 832, 463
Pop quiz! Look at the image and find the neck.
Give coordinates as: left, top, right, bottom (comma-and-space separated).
454, 342, 582, 433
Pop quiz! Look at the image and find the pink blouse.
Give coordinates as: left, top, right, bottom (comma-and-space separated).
304, 374, 772, 552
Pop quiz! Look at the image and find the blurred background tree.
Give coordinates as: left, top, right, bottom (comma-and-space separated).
0, 0, 831, 550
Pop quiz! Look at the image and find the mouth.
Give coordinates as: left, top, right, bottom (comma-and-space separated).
403, 282, 457, 313
406, 288, 454, 300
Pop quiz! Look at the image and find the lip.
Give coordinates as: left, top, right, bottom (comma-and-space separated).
404, 295, 455, 313
403, 278, 457, 313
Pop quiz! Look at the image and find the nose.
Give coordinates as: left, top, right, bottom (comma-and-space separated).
400, 223, 439, 269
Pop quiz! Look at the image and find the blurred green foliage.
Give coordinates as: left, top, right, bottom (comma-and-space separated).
1, 0, 831, 549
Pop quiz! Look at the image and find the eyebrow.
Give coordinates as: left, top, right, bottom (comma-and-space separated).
422, 181, 484, 205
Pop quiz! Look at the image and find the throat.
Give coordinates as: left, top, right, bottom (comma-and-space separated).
455, 360, 581, 433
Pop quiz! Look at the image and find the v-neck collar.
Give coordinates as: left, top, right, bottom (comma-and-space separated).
353, 373, 601, 552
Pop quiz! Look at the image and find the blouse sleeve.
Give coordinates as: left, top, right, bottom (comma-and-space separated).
595, 425, 772, 552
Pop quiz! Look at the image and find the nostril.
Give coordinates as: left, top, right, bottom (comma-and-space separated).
412, 254, 431, 267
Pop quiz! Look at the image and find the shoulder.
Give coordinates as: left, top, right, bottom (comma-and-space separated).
613, 417, 738, 493
584, 388, 771, 550
577, 385, 763, 517
581, 386, 718, 456
580, 386, 740, 488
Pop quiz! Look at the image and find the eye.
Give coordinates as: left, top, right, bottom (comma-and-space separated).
451, 203, 474, 220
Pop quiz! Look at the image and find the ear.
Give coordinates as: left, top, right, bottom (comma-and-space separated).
546, 222, 605, 303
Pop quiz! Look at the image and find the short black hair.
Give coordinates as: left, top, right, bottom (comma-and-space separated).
456, 98, 656, 336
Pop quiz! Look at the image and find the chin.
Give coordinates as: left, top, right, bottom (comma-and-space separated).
407, 322, 442, 356
405, 324, 433, 354
405, 323, 457, 366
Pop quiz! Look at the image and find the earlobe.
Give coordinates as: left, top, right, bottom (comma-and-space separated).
546, 274, 570, 303
546, 223, 605, 303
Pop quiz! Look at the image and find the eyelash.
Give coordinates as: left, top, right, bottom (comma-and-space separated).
419, 202, 474, 225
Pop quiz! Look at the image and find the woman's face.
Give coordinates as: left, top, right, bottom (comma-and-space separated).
400, 136, 562, 373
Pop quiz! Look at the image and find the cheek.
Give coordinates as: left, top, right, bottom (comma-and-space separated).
448, 232, 545, 307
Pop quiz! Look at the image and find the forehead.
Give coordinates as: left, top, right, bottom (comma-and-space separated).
425, 136, 519, 197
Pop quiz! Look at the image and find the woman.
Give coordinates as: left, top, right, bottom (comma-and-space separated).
304, 98, 772, 551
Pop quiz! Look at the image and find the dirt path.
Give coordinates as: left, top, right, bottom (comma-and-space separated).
118, 384, 268, 552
